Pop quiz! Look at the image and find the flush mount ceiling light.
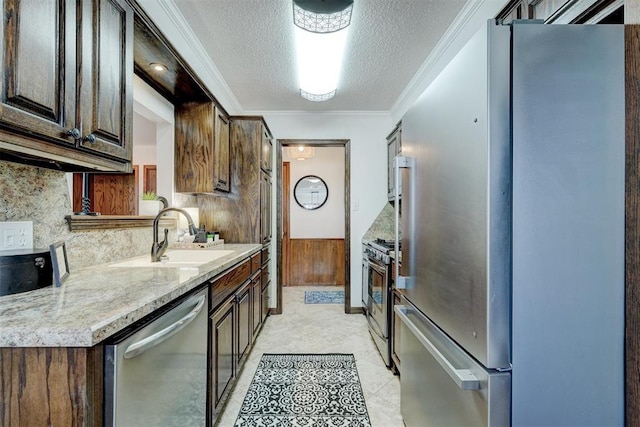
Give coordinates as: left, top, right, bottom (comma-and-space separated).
293, 0, 353, 33
293, 0, 353, 102
288, 146, 316, 160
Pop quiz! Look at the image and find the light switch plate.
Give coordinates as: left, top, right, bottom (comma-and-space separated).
0, 221, 33, 251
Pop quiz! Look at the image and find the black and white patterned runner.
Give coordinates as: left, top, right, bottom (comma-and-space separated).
235, 354, 371, 426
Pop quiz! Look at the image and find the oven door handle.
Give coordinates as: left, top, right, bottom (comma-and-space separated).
123, 295, 206, 359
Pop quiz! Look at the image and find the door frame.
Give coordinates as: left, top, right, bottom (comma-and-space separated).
282, 161, 290, 287
275, 139, 353, 314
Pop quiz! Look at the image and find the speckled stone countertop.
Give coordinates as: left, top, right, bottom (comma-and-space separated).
0, 244, 260, 347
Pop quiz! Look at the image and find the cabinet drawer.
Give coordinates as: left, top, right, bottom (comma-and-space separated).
261, 265, 270, 290
210, 259, 251, 311
251, 252, 261, 273
261, 246, 270, 265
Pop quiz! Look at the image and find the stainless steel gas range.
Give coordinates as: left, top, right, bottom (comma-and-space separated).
362, 238, 397, 368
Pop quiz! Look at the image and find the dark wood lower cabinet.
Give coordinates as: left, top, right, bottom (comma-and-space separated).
251, 271, 262, 338
209, 251, 268, 425
210, 295, 236, 417
236, 280, 252, 364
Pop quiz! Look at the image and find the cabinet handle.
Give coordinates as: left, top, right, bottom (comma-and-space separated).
67, 128, 81, 140
83, 133, 97, 144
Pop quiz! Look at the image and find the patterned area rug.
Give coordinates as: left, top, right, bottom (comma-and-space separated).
304, 290, 345, 304
235, 354, 371, 426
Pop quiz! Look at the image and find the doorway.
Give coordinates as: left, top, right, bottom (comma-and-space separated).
276, 139, 352, 314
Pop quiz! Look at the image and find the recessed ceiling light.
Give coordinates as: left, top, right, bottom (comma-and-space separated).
149, 62, 168, 72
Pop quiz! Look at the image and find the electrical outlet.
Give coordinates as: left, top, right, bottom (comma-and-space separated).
0, 221, 33, 251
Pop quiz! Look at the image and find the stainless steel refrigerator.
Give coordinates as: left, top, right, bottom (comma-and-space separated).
394, 20, 624, 426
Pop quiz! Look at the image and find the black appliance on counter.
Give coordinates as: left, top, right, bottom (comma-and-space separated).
0, 248, 53, 296
362, 238, 399, 369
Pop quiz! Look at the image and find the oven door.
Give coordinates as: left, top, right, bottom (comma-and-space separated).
367, 259, 388, 338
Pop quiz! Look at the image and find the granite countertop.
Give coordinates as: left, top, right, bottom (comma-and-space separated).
0, 243, 261, 347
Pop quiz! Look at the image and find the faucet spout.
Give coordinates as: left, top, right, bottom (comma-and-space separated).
151, 207, 198, 262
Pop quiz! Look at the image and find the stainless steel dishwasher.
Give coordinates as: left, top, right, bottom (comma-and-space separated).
104, 288, 208, 426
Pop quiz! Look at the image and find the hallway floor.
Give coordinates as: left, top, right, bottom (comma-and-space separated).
217, 286, 404, 426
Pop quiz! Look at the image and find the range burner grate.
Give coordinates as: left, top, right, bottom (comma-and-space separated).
373, 238, 401, 250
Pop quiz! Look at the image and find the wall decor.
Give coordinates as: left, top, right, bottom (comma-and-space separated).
294, 175, 328, 210
49, 241, 69, 287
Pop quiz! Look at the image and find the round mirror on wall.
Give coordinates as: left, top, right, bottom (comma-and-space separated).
294, 175, 328, 210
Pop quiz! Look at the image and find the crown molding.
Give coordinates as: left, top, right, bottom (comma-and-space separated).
390, 0, 503, 121
148, 0, 244, 114
247, 110, 391, 117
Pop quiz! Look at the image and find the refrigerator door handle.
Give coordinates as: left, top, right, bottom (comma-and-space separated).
395, 156, 414, 290
395, 305, 480, 390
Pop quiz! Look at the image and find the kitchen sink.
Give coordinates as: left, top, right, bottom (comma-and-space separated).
109, 249, 235, 268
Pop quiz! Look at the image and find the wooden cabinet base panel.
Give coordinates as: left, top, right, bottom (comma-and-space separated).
0, 347, 103, 427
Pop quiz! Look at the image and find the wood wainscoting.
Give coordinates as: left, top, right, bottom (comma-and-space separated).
289, 238, 345, 286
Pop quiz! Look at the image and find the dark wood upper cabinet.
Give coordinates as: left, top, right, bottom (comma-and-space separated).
215, 108, 230, 192
387, 122, 401, 201
0, 0, 76, 146
174, 101, 230, 194
78, 0, 133, 162
260, 170, 272, 244
260, 126, 272, 174
0, 0, 133, 172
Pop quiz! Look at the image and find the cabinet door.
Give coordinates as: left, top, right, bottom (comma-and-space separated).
210, 296, 235, 415
236, 280, 252, 364
0, 0, 77, 146
260, 126, 272, 174
261, 280, 270, 324
79, 0, 133, 162
175, 102, 216, 193
215, 107, 230, 192
387, 125, 401, 200
251, 271, 261, 337
260, 171, 272, 244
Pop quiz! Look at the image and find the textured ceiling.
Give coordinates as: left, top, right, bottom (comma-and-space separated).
173, 0, 467, 112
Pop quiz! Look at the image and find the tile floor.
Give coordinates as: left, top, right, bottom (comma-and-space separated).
217, 286, 404, 426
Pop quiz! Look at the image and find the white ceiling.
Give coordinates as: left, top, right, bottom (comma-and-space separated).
172, 0, 468, 112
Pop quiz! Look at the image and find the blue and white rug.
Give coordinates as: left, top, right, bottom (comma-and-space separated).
235, 354, 371, 426
304, 290, 345, 304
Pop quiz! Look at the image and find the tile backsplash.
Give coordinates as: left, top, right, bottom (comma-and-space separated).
0, 160, 151, 270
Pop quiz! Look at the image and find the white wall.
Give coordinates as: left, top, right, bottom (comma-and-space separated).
265, 112, 392, 307
285, 146, 345, 239
132, 76, 175, 204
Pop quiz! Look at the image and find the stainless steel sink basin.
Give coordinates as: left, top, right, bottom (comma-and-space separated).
109, 249, 234, 268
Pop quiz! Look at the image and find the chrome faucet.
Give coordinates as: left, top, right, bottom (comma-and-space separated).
151, 207, 198, 262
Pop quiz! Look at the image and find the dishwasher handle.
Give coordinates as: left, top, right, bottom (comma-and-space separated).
395, 305, 480, 390
123, 294, 206, 359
